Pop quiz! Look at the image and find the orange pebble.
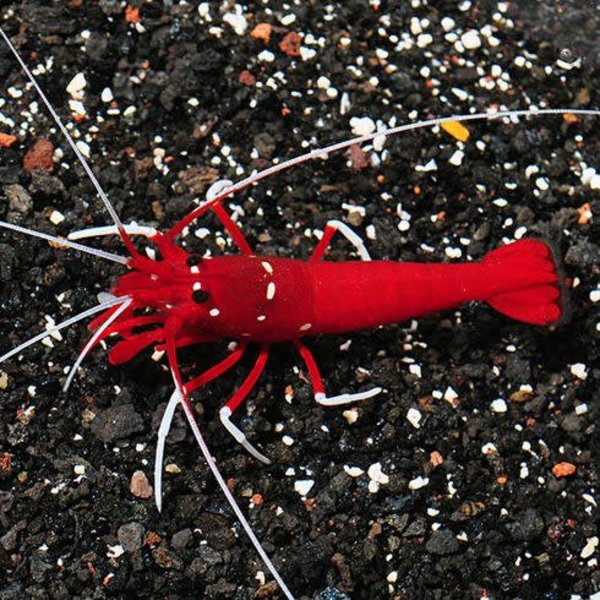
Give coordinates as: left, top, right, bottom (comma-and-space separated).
430, 451, 443, 467
552, 462, 576, 478
441, 120, 470, 142
125, 6, 141, 24
0, 132, 17, 148
251, 23, 272, 43
577, 202, 592, 225
145, 531, 162, 546
562, 113, 580, 125
496, 475, 508, 485
251, 493, 264, 505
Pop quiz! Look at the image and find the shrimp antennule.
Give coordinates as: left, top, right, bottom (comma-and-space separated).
0, 296, 131, 364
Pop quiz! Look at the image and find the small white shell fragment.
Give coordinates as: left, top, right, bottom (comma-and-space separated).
66, 72, 87, 99
317, 76, 331, 89
444, 387, 458, 403
398, 219, 411, 232
282, 435, 294, 446
581, 167, 597, 186
49, 210, 65, 225
448, 150, 464, 166
445, 247, 462, 259
257, 50, 275, 63
343, 465, 364, 478
294, 479, 315, 496
106, 544, 125, 559
350, 116, 376, 136
76, 141, 91, 158
590, 290, 600, 303
223, 10, 247, 35
481, 442, 498, 455
343, 408, 359, 424
575, 403, 588, 415
441, 17, 455, 31
514, 226, 527, 240
417, 33, 433, 48
367, 462, 389, 485
409, 364, 422, 378
581, 536, 598, 559
101, 87, 114, 103
491, 398, 508, 413
73, 464, 86, 475
406, 407, 422, 429
535, 176, 550, 191
408, 476, 429, 490
461, 30, 482, 50
570, 363, 588, 380
415, 158, 437, 172
368, 480, 380, 494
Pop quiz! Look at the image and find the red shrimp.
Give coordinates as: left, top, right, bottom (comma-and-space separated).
1, 24, 599, 600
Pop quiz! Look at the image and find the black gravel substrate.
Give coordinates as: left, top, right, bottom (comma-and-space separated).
0, 2, 599, 599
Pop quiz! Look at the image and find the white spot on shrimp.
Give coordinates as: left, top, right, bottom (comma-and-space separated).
299, 323, 312, 331
261, 261, 273, 274
266, 282, 276, 300
209, 308, 220, 317
190, 265, 200, 274
193, 282, 201, 291
257, 315, 266, 321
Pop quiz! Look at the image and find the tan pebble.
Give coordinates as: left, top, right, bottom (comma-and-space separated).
130, 470, 153, 498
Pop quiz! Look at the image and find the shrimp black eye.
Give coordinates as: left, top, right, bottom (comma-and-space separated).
186, 254, 203, 267
192, 289, 210, 304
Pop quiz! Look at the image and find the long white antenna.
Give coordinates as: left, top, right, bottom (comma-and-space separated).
0, 295, 130, 364
0, 220, 128, 265
63, 298, 133, 391
167, 381, 295, 600
170, 107, 600, 237
0, 26, 126, 236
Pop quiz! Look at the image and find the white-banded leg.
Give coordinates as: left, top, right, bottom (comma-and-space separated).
294, 340, 382, 406
68, 223, 158, 240
310, 219, 371, 262
218, 343, 271, 464
154, 342, 249, 511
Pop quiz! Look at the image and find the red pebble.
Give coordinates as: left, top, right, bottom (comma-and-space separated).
279, 32, 302, 57
238, 70, 256, 86
23, 138, 54, 172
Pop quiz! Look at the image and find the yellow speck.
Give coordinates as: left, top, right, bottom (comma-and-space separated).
441, 120, 470, 142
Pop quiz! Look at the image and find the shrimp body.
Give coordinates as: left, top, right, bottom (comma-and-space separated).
104, 235, 562, 367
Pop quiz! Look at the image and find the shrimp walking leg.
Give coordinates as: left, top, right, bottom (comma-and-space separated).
310, 219, 371, 262
155, 341, 249, 510
294, 339, 382, 406
206, 179, 253, 255
219, 343, 271, 464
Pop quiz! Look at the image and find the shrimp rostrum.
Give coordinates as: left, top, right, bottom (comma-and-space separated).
1, 24, 599, 600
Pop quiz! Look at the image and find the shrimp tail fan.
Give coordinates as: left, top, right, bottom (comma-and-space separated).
482, 238, 568, 326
